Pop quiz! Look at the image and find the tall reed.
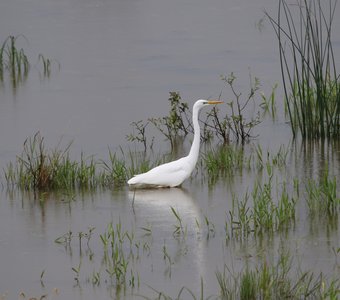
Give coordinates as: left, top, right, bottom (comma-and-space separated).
266, 0, 340, 139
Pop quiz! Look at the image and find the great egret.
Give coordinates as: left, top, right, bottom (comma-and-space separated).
127, 99, 223, 188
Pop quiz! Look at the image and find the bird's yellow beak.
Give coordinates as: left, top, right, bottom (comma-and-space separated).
207, 100, 224, 105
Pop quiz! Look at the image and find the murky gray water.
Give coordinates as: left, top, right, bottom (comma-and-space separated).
0, 0, 339, 299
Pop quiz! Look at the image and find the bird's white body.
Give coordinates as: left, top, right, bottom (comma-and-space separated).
127, 156, 194, 188
127, 99, 223, 188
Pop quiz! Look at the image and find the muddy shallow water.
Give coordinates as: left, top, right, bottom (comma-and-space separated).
0, 0, 340, 299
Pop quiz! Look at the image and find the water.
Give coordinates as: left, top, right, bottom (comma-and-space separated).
0, 0, 339, 299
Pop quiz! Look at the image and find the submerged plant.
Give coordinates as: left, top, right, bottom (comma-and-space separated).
170, 206, 186, 237
0, 35, 59, 88
0, 35, 29, 86
260, 83, 278, 119
227, 176, 296, 238
202, 144, 245, 181
38, 53, 60, 78
3, 133, 159, 190
306, 170, 339, 217
3, 132, 99, 190
215, 252, 339, 300
55, 221, 142, 289
266, 0, 340, 139
101, 222, 131, 285
100, 149, 128, 187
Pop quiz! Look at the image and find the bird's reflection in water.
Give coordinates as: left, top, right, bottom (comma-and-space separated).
128, 188, 200, 233
128, 188, 206, 284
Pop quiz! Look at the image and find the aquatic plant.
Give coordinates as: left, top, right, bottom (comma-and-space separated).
0, 35, 58, 88
54, 230, 73, 247
100, 149, 128, 187
142, 261, 339, 300
250, 143, 289, 171
0, 35, 29, 86
100, 222, 131, 285
3, 133, 158, 190
170, 206, 186, 237
38, 53, 60, 78
306, 170, 339, 217
227, 176, 296, 238
203, 214, 216, 238
201, 142, 290, 187
162, 241, 173, 278
215, 258, 339, 299
3, 131, 293, 191
260, 83, 278, 119
55, 221, 142, 289
72, 261, 82, 284
4, 132, 99, 190
266, 0, 340, 139
202, 144, 245, 180
228, 193, 253, 239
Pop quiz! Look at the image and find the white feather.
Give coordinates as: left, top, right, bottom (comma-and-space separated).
127, 99, 223, 188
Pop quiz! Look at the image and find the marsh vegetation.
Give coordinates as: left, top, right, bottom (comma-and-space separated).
266, 0, 340, 139
3, 106, 339, 299
0, 0, 339, 299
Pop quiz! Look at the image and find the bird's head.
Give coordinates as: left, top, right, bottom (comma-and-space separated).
194, 99, 224, 110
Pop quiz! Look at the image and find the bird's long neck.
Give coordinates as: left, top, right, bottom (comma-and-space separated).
187, 107, 201, 166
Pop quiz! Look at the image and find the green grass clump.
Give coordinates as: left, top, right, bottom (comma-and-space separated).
239, 269, 257, 300
306, 170, 339, 217
142, 256, 339, 299
0, 35, 59, 88
252, 178, 296, 232
216, 249, 340, 299
0, 35, 29, 85
266, 0, 340, 139
55, 221, 142, 288
100, 222, 133, 286
4, 133, 97, 190
228, 177, 296, 238
100, 150, 129, 187
3, 133, 157, 190
202, 145, 245, 182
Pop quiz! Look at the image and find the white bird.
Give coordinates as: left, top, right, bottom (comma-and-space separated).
127, 99, 223, 188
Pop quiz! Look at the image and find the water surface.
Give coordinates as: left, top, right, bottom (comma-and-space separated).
0, 0, 339, 299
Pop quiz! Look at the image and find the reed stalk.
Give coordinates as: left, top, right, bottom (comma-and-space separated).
266, 0, 339, 139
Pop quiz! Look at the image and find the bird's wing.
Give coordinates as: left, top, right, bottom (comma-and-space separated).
147, 157, 187, 173
128, 157, 189, 187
